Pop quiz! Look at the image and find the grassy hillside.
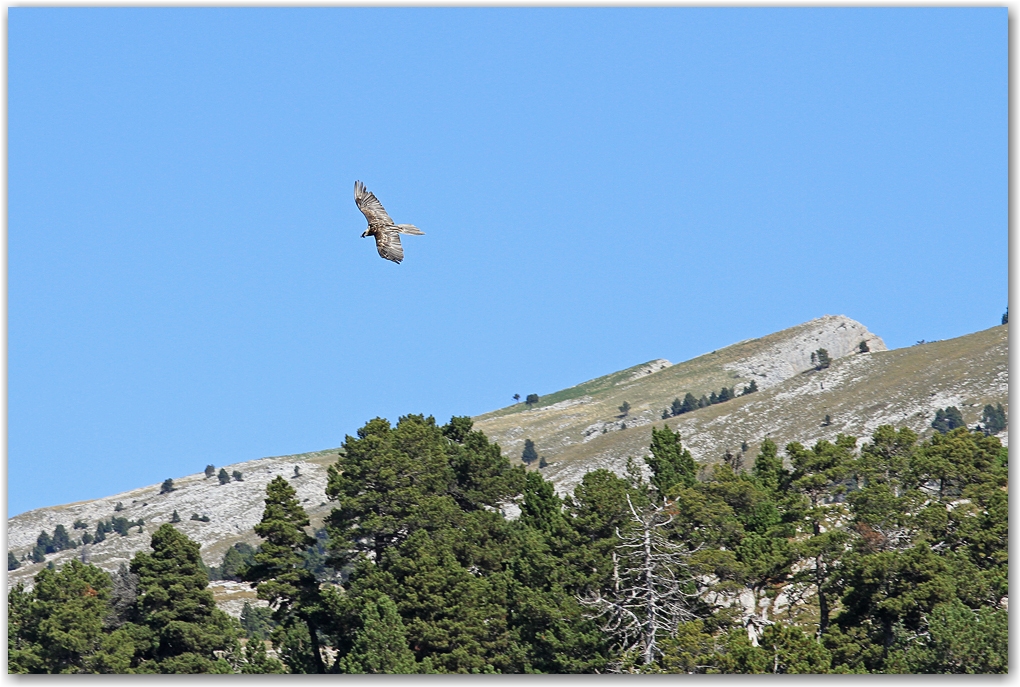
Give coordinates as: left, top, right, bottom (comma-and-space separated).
475, 318, 1007, 495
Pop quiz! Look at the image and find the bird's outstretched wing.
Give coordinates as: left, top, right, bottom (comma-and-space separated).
374, 229, 404, 263
354, 180, 395, 226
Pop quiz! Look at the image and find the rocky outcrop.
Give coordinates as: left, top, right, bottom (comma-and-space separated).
723, 315, 886, 390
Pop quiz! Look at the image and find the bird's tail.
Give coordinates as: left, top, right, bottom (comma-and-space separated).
397, 224, 424, 235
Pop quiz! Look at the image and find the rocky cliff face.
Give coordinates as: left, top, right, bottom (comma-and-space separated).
722, 315, 886, 390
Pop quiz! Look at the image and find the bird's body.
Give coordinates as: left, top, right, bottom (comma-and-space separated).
354, 181, 424, 263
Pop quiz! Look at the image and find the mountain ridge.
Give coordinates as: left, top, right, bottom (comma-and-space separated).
8, 316, 1008, 610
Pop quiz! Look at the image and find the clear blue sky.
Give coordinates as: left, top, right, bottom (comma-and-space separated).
9, 8, 1006, 516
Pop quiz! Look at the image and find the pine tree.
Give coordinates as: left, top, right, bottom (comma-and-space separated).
670, 398, 684, 417
981, 403, 1007, 435
525, 393, 539, 409
129, 524, 237, 673
619, 401, 631, 417
859, 341, 870, 353
240, 602, 276, 641
752, 438, 786, 494
681, 393, 699, 414
240, 637, 286, 674
932, 406, 966, 434
170, 510, 181, 524
814, 348, 831, 370
718, 386, 732, 403
52, 524, 73, 551
1002, 308, 1008, 325
741, 380, 758, 395
244, 476, 326, 673
644, 426, 696, 497
522, 438, 539, 465
579, 495, 700, 667
218, 468, 230, 485
8, 560, 136, 673
221, 546, 247, 582
9, 551, 21, 570
232, 470, 244, 482
204, 465, 216, 479
337, 594, 417, 673
520, 470, 567, 535
159, 479, 175, 495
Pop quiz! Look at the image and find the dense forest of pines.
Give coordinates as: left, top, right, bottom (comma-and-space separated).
8, 414, 1008, 673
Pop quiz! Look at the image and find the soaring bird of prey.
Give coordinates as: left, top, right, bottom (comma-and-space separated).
354, 181, 424, 263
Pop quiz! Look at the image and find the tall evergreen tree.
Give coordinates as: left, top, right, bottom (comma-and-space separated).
980, 403, 1007, 435
52, 524, 73, 551
681, 393, 700, 414
244, 476, 326, 673
128, 524, 237, 673
217, 468, 231, 485
522, 438, 539, 465
644, 426, 696, 497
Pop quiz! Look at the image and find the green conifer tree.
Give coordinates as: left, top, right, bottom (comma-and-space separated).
521, 438, 539, 465
244, 476, 326, 673
52, 524, 73, 551
645, 426, 696, 497
981, 403, 1007, 435
129, 524, 237, 673
752, 438, 786, 493
337, 594, 417, 673
8, 560, 136, 673
240, 637, 286, 674
218, 469, 231, 485
221, 546, 247, 582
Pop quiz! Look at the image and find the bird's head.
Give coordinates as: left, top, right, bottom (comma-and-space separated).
360, 230, 369, 238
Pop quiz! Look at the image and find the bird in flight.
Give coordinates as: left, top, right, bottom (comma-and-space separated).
354, 181, 424, 264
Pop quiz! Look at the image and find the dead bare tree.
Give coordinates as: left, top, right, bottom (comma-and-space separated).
579, 494, 702, 668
